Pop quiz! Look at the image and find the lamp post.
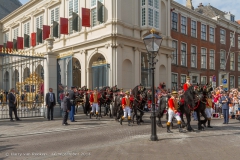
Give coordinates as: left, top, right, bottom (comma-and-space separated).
143, 29, 163, 141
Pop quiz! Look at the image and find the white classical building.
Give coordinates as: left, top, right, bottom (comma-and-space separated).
0, 0, 173, 100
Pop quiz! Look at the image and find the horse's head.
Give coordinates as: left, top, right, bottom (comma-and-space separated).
138, 84, 145, 92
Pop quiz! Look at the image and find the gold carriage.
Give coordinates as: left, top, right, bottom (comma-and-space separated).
16, 72, 44, 109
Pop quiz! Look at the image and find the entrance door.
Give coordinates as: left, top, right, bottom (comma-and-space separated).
92, 64, 109, 90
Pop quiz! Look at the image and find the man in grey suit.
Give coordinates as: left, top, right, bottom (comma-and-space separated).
219, 91, 231, 124
45, 88, 56, 120
8, 88, 20, 122
62, 92, 71, 125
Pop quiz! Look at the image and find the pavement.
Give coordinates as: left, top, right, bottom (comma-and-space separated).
0, 111, 240, 160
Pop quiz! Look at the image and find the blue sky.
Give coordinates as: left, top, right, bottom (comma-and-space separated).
19, 0, 240, 20
175, 0, 240, 20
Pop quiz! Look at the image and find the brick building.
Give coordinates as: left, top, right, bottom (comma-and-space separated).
170, 0, 240, 91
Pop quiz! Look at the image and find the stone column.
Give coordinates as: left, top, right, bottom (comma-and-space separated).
167, 54, 172, 89
44, 37, 61, 117
134, 47, 140, 86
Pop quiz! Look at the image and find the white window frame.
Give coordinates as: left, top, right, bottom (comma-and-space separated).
172, 40, 178, 65
238, 54, 240, 71
180, 74, 186, 86
13, 27, 19, 40
181, 16, 187, 34
91, 0, 104, 27
3, 32, 9, 43
69, 0, 79, 34
147, 0, 159, 29
171, 72, 178, 90
50, 7, 60, 38
209, 49, 215, 70
220, 50, 226, 69
201, 76, 207, 85
230, 76, 235, 89
191, 20, 196, 38
191, 75, 199, 84
230, 52, 235, 71
201, 48, 207, 69
220, 29, 226, 44
191, 45, 197, 68
36, 15, 43, 31
209, 27, 215, 43
230, 32, 235, 47
171, 12, 178, 31
141, 0, 146, 26
209, 76, 212, 84
201, 24, 207, 40
181, 42, 187, 66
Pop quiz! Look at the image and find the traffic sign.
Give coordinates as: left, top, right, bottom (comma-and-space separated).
222, 79, 227, 84
212, 75, 216, 82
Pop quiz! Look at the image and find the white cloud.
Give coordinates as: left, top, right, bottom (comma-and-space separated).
174, 0, 240, 20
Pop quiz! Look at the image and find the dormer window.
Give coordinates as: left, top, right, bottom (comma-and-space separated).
231, 15, 235, 22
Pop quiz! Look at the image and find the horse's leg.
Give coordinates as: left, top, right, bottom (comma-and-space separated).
196, 109, 203, 130
109, 104, 112, 118
140, 109, 144, 123
186, 111, 194, 131
200, 109, 208, 130
180, 112, 186, 128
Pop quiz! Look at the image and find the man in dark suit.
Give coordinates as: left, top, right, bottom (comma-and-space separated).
45, 88, 56, 120
69, 86, 77, 122
62, 92, 71, 125
8, 88, 20, 122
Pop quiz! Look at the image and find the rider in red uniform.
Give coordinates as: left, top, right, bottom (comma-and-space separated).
183, 76, 191, 91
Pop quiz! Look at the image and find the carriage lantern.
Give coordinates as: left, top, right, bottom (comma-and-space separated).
143, 29, 163, 141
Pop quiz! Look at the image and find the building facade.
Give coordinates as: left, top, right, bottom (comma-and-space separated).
0, 0, 173, 102
170, 0, 240, 91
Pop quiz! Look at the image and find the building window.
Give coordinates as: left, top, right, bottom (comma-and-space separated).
201, 24, 206, 40
192, 76, 198, 84
91, 0, 104, 27
171, 73, 178, 90
24, 22, 30, 47
172, 40, 178, 65
181, 16, 186, 34
13, 28, 18, 39
4, 32, 9, 43
141, 52, 151, 87
201, 76, 207, 84
209, 76, 212, 84
181, 43, 186, 66
51, 7, 60, 24
220, 29, 226, 44
209, 50, 215, 70
238, 36, 240, 49
69, 0, 78, 16
238, 54, 240, 71
201, 48, 207, 69
171, 12, 178, 31
220, 50, 226, 69
191, 20, 196, 37
209, 27, 214, 42
191, 46, 197, 68
180, 75, 186, 86
230, 76, 234, 89
36, 15, 43, 31
231, 15, 235, 22
230, 52, 235, 70
230, 32, 235, 47
141, 0, 159, 28
238, 77, 240, 90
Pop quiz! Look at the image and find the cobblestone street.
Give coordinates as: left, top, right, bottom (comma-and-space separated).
0, 113, 240, 160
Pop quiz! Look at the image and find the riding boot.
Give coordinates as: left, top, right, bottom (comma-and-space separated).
128, 117, 131, 126
178, 121, 183, 133
89, 112, 92, 119
166, 122, 173, 133
207, 120, 213, 128
167, 125, 173, 133
120, 117, 124, 125
96, 112, 99, 119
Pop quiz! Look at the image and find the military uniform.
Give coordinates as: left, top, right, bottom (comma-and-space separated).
183, 76, 191, 91
205, 98, 213, 128
120, 91, 133, 126
167, 91, 183, 133
89, 89, 100, 116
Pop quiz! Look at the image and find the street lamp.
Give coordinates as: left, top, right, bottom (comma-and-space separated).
143, 29, 163, 141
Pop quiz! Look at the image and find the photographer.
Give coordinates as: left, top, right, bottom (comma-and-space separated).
69, 86, 77, 122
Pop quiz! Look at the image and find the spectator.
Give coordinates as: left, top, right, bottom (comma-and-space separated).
219, 91, 230, 124
8, 88, 21, 122
62, 92, 71, 126
45, 88, 56, 121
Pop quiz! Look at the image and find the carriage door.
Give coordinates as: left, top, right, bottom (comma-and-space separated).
92, 64, 109, 90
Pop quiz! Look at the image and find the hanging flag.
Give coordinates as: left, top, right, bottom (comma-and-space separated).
53, 21, 59, 38
31, 33, 36, 47
72, 12, 78, 31
13, 39, 17, 50
60, 18, 68, 34
43, 25, 50, 40
7, 41, 13, 53
97, 1, 104, 23
24, 34, 30, 48
37, 28, 43, 43
82, 8, 90, 27
17, 37, 24, 49
0, 45, 3, 53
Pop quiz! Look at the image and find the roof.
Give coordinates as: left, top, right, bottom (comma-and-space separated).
0, 0, 22, 20
194, 3, 226, 18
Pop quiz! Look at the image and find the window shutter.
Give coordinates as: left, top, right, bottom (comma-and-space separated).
72, 12, 78, 31
69, 18, 73, 34
51, 9, 54, 24
97, 1, 104, 23
13, 39, 17, 50
55, 8, 59, 22
24, 34, 30, 48
53, 21, 59, 38
37, 28, 43, 43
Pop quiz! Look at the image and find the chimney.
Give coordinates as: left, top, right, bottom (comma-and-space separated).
186, 0, 194, 10
198, 3, 203, 7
